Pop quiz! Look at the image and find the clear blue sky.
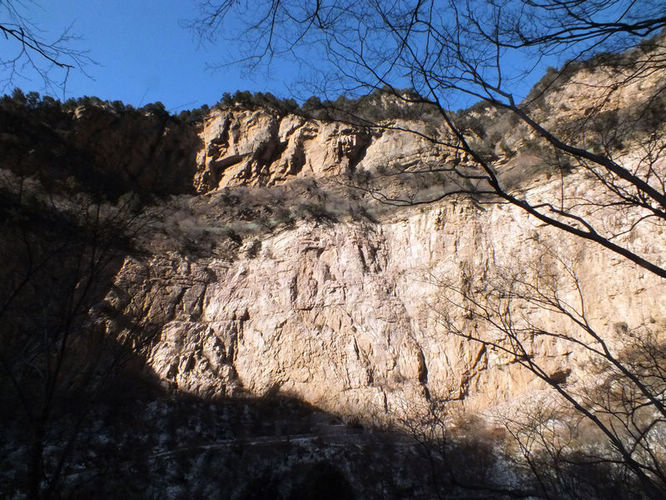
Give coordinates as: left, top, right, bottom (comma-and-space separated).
17, 0, 299, 111
8, 1, 576, 112
6, 1, 650, 113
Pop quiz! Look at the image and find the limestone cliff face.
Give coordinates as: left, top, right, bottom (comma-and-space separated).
0, 101, 202, 196
90, 101, 665, 423
194, 110, 373, 190
122, 192, 663, 421
2, 72, 663, 426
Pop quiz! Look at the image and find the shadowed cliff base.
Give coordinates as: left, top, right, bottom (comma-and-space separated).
3, 363, 647, 499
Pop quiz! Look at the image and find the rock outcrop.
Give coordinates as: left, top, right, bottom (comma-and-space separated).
1, 54, 664, 428
117, 182, 663, 422
195, 110, 374, 190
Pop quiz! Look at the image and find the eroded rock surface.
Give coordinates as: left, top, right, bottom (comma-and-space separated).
2, 65, 664, 428
111, 173, 665, 422
194, 109, 374, 190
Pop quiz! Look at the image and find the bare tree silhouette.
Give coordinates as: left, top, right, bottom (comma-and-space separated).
430, 247, 666, 496
0, 1, 90, 93
190, 4, 666, 494
0, 171, 155, 498
192, 0, 666, 278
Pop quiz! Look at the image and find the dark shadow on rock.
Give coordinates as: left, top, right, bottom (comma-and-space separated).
289, 461, 357, 500
0, 101, 203, 199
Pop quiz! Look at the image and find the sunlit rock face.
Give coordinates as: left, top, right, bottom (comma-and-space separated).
126, 188, 664, 421
194, 109, 374, 190
94, 99, 665, 424
2, 58, 663, 426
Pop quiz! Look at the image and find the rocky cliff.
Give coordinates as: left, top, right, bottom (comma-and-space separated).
2, 78, 664, 425
1, 47, 665, 495
129, 108, 665, 423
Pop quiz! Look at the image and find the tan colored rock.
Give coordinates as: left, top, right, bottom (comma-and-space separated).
114, 170, 664, 423
194, 109, 373, 190
51, 57, 664, 426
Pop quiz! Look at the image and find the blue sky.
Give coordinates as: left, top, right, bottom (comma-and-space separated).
5, 1, 652, 113
6, 1, 591, 113
15, 0, 299, 111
